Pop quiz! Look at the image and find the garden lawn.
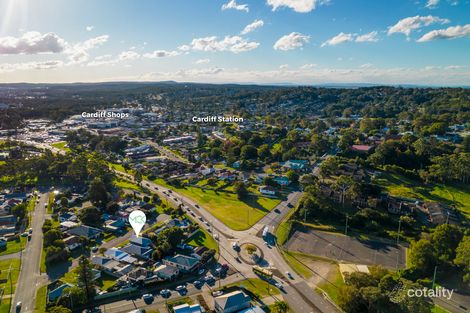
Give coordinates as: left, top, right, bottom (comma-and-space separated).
375, 172, 470, 218
51, 141, 71, 153
0, 237, 26, 256
0, 258, 21, 295
186, 229, 218, 252
172, 186, 280, 230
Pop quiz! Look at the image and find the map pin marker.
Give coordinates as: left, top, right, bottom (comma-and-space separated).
129, 210, 146, 237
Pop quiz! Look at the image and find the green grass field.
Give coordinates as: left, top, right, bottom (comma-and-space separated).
169, 186, 280, 230
375, 172, 470, 218
34, 285, 47, 313
219, 278, 281, 298
0, 237, 26, 256
0, 258, 21, 295
316, 264, 345, 305
51, 141, 71, 153
0, 298, 11, 313
114, 179, 143, 192
186, 229, 218, 252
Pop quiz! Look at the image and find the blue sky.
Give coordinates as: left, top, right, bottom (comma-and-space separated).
0, 0, 469, 85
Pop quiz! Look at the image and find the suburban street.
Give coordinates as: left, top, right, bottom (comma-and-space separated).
11, 192, 48, 313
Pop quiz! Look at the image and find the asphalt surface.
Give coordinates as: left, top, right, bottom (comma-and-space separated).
286, 228, 406, 269
11, 192, 48, 313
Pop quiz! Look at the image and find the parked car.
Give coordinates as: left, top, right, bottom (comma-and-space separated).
28, 228, 33, 234
160, 289, 171, 297
193, 280, 203, 288
142, 294, 153, 304
15, 302, 21, 312
175, 285, 186, 292
212, 290, 224, 297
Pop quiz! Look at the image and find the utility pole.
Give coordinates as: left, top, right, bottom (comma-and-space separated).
446, 212, 450, 225
396, 218, 401, 246
432, 266, 438, 289
344, 214, 349, 236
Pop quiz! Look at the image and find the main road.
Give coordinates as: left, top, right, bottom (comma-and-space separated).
22, 141, 339, 312
11, 192, 48, 313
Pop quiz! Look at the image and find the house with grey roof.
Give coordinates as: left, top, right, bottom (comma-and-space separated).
214, 290, 251, 313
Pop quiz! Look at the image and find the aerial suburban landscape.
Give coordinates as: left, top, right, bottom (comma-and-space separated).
0, 1, 469, 313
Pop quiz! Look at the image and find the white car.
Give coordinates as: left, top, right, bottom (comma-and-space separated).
175, 285, 186, 291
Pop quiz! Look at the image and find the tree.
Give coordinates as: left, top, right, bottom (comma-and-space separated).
210, 147, 222, 160
272, 301, 289, 313
257, 144, 271, 161
57, 286, 86, 309
431, 224, 463, 263
240, 145, 257, 160
44, 229, 63, 247
135, 170, 143, 186
408, 239, 436, 273
454, 236, 470, 285
320, 157, 338, 178
234, 181, 248, 199
78, 206, 102, 227
47, 306, 72, 313
286, 170, 299, 184
201, 249, 216, 264
88, 177, 109, 207
11, 203, 27, 221
77, 256, 96, 304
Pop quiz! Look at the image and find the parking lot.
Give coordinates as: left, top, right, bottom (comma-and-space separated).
285, 228, 406, 268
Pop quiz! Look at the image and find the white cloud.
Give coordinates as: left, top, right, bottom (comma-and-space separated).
356, 31, 379, 42
221, 0, 249, 12
66, 35, 109, 64
118, 50, 140, 61
322, 31, 379, 46
360, 63, 373, 69
143, 50, 180, 58
388, 15, 450, 37
86, 26, 94, 32
0, 31, 66, 55
266, 0, 328, 13
0, 60, 64, 73
279, 64, 289, 70
273, 32, 310, 50
417, 24, 470, 42
195, 58, 210, 64
241, 20, 264, 35
300, 63, 316, 69
179, 36, 259, 53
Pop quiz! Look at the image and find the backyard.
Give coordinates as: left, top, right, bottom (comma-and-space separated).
375, 172, 470, 218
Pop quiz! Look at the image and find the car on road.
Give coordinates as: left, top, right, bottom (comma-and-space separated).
91, 246, 99, 253
232, 242, 240, 250
274, 208, 281, 213
286, 271, 294, 279
198, 216, 204, 221
206, 227, 211, 232
15, 301, 21, 312
214, 234, 219, 240
168, 190, 172, 193
275, 282, 284, 290
28, 234, 32, 241
28, 228, 33, 234
142, 293, 153, 304
194, 204, 200, 208
287, 202, 294, 208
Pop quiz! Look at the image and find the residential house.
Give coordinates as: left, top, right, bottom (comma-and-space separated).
163, 254, 199, 273
154, 264, 180, 280
104, 248, 138, 264
66, 225, 102, 240
63, 235, 81, 251
173, 303, 203, 313
92, 255, 134, 277
351, 145, 375, 154
273, 176, 289, 186
214, 290, 251, 313
281, 160, 309, 172
259, 185, 276, 196
48, 283, 74, 301
423, 202, 459, 225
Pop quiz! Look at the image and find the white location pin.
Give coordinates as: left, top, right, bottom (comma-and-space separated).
129, 210, 146, 237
